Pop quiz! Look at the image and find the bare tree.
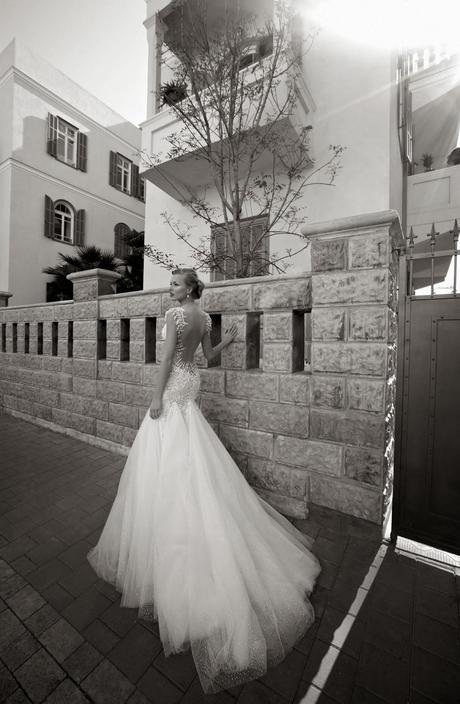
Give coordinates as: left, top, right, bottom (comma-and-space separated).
142, 0, 343, 278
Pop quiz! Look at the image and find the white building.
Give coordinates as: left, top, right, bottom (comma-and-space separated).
140, 0, 404, 288
0, 39, 145, 305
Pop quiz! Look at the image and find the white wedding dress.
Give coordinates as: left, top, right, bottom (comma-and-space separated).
87, 306, 321, 693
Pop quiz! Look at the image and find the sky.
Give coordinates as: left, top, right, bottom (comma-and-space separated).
0, 0, 148, 126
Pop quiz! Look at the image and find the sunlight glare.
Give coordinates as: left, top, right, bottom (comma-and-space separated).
305, 0, 460, 51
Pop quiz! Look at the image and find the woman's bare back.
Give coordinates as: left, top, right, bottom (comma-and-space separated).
175, 306, 210, 362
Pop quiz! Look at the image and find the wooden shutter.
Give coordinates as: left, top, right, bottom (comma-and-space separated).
47, 113, 58, 157
249, 218, 269, 276
109, 151, 118, 187
210, 225, 228, 281
76, 132, 88, 172
75, 210, 85, 246
44, 195, 55, 238
131, 163, 139, 198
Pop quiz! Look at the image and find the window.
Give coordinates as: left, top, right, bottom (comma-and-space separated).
54, 201, 74, 243
210, 216, 270, 281
44, 195, 85, 245
109, 151, 144, 200
47, 113, 87, 171
114, 223, 131, 259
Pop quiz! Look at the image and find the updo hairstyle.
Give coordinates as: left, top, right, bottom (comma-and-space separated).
172, 268, 205, 300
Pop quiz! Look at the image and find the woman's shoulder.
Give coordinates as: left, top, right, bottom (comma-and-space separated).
201, 310, 212, 332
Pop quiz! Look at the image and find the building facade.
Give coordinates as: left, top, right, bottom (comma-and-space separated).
140, 0, 403, 288
0, 40, 145, 305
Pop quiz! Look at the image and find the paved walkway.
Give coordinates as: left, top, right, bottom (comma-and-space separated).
0, 412, 459, 704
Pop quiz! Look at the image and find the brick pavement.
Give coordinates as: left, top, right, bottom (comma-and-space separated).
0, 412, 459, 704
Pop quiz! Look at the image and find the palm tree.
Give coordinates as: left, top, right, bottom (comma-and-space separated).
43, 245, 126, 301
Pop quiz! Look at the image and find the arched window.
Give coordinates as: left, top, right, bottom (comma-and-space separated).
114, 223, 131, 259
54, 201, 74, 243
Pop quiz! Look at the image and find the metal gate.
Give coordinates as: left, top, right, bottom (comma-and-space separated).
393, 221, 460, 555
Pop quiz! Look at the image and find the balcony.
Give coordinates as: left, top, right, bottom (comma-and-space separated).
140, 0, 314, 199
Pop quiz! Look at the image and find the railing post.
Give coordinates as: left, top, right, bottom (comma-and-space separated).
0, 292, 12, 307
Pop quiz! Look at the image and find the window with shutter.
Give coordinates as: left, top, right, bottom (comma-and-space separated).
54, 201, 75, 243
210, 216, 269, 280
114, 223, 131, 259
44, 195, 55, 238
109, 151, 118, 187
75, 210, 85, 246
77, 132, 88, 172
47, 114, 58, 157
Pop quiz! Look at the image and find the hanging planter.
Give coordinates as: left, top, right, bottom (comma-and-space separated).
160, 81, 188, 107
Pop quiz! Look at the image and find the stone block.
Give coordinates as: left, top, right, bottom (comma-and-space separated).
220, 314, 247, 342
221, 342, 246, 370
246, 457, 309, 499
73, 377, 97, 398
200, 369, 226, 394
73, 340, 97, 359
3, 394, 17, 410
98, 297, 129, 318
347, 378, 385, 413
129, 342, 145, 363
33, 402, 53, 421
111, 363, 142, 384
349, 307, 387, 341
313, 271, 388, 305
311, 238, 346, 272
72, 359, 97, 379
311, 376, 345, 408
310, 475, 382, 523
81, 398, 109, 421
279, 374, 310, 405
219, 424, 273, 458
55, 374, 73, 392
68, 412, 96, 435
42, 357, 62, 372
42, 340, 52, 356
106, 341, 121, 361
60, 393, 84, 414
155, 341, 164, 364
202, 285, 251, 312
263, 343, 293, 372
311, 308, 346, 341
253, 278, 311, 310
274, 436, 342, 475
126, 295, 161, 317
128, 319, 145, 340
124, 385, 155, 406
349, 230, 389, 269
72, 321, 98, 339
72, 279, 99, 302
263, 312, 293, 341
123, 427, 138, 446
52, 304, 74, 321
310, 409, 385, 448
72, 302, 98, 320
155, 317, 166, 340
109, 403, 139, 428
96, 380, 125, 403
39, 388, 60, 406
106, 320, 121, 340
200, 395, 248, 426
254, 487, 308, 519
344, 447, 383, 486
96, 420, 125, 444
142, 365, 161, 386
250, 401, 309, 437
226, 371, 278, 400
311, 343, 386, 376
97, 360, 112, 379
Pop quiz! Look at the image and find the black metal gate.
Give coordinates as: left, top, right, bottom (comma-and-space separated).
393, 221, 460, 555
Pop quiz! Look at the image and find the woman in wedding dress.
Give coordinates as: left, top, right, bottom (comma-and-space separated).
87, 268, 321, 693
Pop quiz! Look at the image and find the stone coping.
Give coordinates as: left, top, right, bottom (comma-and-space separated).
301, 209, 402, 238
66, 269, 122, 282
2, 299, 73, 311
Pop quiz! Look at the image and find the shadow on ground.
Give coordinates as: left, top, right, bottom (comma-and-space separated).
0, 413, 459, 704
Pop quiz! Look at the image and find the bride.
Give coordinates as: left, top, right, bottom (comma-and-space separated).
87, 268, 321, 693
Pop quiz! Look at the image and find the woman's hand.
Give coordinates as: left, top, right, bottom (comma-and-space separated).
149, 397, 162, 420
222, 324, 238, 346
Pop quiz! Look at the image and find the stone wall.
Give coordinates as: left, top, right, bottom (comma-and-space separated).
0, 211, 403, 525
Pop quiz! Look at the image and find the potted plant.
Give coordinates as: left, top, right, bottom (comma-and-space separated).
422, 153, 434, 171
160, 81, 188, 107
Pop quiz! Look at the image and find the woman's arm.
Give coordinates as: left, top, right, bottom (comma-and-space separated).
149, 313, 177, 419
201, 324, 237, 361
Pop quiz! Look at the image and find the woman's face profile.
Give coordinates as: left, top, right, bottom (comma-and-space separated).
169, 274, 188, 300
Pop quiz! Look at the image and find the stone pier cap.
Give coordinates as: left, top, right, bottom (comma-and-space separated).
302, 209, 403, 246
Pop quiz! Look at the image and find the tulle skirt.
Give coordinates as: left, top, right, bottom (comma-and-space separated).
87, 401, 321, 692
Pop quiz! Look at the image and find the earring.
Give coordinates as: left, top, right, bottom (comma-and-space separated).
186, 291, 191, 299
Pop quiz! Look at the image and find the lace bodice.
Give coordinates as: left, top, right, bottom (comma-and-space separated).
161, 307, 212, 412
